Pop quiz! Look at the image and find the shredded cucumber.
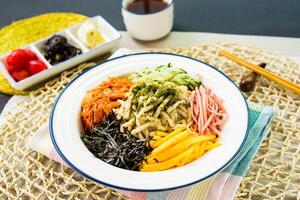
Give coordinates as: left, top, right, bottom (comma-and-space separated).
129, 64, 201, 90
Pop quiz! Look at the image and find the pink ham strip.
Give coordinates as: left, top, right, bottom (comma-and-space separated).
190, 92, 199, 124
200, 86, 208, 122
189, 85, 227, 135
196, 88, 204, 133
201, 114, 215, 133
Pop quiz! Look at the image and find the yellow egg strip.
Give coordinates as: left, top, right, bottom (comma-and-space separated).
147, 134, 215, 164
150, 130, 190, 155
141, 126, 220, 171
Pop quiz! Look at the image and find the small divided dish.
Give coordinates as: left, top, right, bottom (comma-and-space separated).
0, 16, 121, 90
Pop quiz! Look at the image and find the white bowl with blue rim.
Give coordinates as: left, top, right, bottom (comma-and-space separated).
50, 53, 249, 191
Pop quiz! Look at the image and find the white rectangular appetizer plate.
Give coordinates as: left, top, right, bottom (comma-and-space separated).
0, 15, 121, 90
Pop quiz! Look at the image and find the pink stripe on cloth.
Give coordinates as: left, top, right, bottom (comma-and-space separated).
166, 187, 190, 200
27, 123, 65, 164
205, 173, 230, 200
221, 175, 243, 200
116, 190, 147, 200
50, 148, 64, 163
27, 123, 48, 144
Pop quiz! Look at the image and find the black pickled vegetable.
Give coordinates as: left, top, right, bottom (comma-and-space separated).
239, 63, 266, 92
81, 114, 151, 171
43, 35, 82, 65
46, 35, 67, 47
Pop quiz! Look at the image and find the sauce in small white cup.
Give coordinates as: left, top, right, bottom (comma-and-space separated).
121, 0, 174, 41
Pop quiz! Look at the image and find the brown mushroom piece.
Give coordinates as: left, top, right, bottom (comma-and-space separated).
239, 63, 266, 92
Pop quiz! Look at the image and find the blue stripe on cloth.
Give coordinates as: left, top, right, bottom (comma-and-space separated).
223, 105, 275, 176
147, 191, 170, 200
232, 127, 271, 177
249, 109, 260, 127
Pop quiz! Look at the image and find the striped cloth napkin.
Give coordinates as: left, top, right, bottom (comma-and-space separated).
27, 101, 275, 200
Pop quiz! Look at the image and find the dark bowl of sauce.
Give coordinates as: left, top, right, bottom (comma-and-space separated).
126, 0, 170, 15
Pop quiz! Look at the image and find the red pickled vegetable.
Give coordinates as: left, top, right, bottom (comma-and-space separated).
6, 49, 39, 72
27, 60, 47, 75
12, 70, 29, 81
24, 49, 38, 61
5, 64, 14, 74
5, 49, 46, 81
6, 49, 29, 70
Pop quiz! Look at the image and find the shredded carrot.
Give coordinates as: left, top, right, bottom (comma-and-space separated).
81, 77, 133, 130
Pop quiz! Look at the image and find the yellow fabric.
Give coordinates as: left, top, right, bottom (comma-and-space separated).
0, 13, 88, 95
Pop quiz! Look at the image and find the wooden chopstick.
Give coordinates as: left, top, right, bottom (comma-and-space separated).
219, 50, 300, 95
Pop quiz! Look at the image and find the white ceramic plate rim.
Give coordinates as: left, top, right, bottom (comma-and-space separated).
50, 52, 249, 192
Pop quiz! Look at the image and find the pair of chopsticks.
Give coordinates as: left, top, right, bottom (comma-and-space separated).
219, 50, 300, 95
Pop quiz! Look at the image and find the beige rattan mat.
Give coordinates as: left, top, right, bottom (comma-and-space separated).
0, 43, 299, 200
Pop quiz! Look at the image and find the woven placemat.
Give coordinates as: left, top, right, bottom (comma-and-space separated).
0, 12, 87, 95
0, 43, 299, 200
